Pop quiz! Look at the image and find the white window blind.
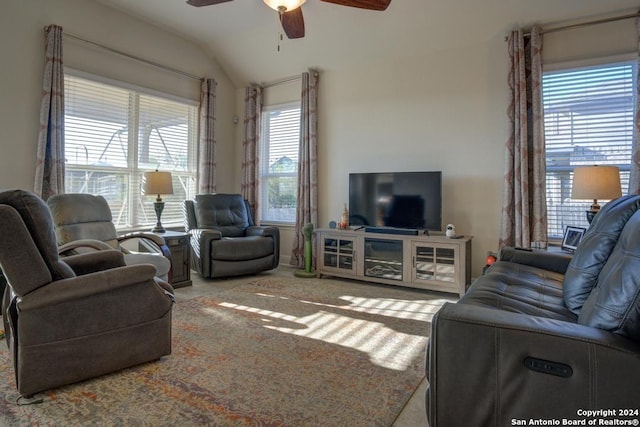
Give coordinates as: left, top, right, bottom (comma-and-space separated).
259, 102, 300, 224
543, 60, 636, 238
64, 73, 198, 229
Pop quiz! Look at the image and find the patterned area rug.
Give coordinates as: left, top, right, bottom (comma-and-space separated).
0, 276, 452, 426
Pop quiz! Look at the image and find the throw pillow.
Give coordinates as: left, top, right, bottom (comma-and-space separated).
563, 195, 640, 315
577, 209, 640, 342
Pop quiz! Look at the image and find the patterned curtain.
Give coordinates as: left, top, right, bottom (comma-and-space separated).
631, 18, 640, 194
198, 78, 217, 194
291, 71, 319, 267
499, 27, 547, 249
241, 84, 262, 220
34, 25, 65, 200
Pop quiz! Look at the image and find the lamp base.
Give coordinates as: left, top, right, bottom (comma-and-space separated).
586, 210, 598, 224
153, 200, 166, 233
151, 225, 166, 233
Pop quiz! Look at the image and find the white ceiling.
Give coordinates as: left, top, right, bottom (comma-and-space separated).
96, 0, 640, 87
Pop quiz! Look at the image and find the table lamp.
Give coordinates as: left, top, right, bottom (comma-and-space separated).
143, 170, 174, 233
571, 165, 621, 224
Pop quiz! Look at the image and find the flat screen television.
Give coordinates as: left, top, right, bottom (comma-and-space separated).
348, 171, 442, 231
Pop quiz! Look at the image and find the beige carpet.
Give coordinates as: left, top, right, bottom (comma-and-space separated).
0, 274, 452, 426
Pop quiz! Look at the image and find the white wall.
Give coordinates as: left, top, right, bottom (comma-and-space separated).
543, 17, 637, 66
236, 15, 638, 277
0, 0, 236, 193
318, 39, 507, 277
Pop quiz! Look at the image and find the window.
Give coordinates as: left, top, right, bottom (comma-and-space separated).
64, 72, 198, 229
542, 59, 637, 238
259, 102, 301, 224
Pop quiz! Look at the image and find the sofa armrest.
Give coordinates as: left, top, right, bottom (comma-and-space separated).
118, 232, 170, 257
19, 264, 159, 310
189, 228, 223, 245
427, 302, 640, 426
247, 225, 279, 238
188, 228, 223, 278
119, 231, 165, 247
58, 239, 114, 256
61, 250, 125, 275
16, 264, 173, 346
247, 226, 280, 267
498, 246, 573, 274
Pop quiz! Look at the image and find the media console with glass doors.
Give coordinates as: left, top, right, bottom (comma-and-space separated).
315, 228, 472, 296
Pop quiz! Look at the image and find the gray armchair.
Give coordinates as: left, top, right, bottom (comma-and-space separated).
0, 190, 173, 397
47, 193, 171, 282
184, 194, 280, 278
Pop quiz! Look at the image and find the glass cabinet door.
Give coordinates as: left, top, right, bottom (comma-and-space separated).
363, 238, 403, 281
322, 236, 355, 273
413, 244, 456, 284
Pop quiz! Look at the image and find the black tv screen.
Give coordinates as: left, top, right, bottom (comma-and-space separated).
349, 171, 442, 231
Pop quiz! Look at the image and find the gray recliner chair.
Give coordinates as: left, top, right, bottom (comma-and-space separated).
184, 194, 280, 278
0, 189, 173, 397
47, 193, 171, 282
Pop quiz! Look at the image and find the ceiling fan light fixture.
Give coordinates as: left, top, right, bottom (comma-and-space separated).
263, 0, 306, 12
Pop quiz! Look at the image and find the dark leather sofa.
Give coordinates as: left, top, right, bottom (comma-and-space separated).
427, 194, 640, 426
184, 194, 280, 278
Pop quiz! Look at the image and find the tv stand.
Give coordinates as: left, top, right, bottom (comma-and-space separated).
315, 228, 472, 296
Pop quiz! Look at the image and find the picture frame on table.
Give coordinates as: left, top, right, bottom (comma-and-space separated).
561, 226, 586, 252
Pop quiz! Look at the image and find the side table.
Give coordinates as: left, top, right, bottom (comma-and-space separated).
157, 230, 192, 288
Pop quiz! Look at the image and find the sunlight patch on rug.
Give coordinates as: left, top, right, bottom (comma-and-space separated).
217, 293, 450, 371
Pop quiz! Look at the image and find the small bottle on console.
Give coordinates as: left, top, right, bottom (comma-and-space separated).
339, 204, 349, 229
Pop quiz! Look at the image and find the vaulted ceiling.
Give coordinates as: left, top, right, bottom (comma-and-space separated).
96, 0, 640, 87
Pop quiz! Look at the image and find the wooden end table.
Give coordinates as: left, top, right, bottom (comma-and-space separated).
156, 230, 192, 288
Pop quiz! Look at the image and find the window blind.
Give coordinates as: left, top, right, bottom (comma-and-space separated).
64, 73, 198, 229
259, 103, 301, 223
543, 61, 636, 238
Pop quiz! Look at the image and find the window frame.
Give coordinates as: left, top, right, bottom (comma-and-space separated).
259, 101, 301, 226
542, 54, 638, 239
63, 69, 199, 231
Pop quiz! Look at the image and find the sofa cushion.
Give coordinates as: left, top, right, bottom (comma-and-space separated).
577, 209, 640, 342
195, 194, 249, 237
211, 236, 274, 261
460, 261, 577, 322
563, 195, 640, 315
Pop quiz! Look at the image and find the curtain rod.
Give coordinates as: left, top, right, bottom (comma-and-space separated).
260, 75, 302, 89
259, 69, 319, 88
59, 29, 203, 82
522, 11, 640, 38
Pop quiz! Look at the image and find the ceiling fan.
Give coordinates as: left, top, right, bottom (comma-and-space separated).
186, 0, 391, 39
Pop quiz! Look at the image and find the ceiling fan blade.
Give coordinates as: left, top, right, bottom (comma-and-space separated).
320, 0, 390, 11
186, 0, 232, 7
281, 7, 305, 39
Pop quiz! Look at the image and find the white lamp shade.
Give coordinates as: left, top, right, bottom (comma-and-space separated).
571, 166, 621, 200
142, 171, 174, 196
263, 0, 306, 12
